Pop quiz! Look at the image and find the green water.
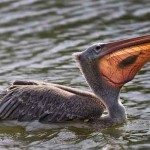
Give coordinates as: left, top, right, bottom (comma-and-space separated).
0, 0, 149, 149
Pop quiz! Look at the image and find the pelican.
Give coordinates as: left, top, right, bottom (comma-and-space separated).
0, 35, 149, 127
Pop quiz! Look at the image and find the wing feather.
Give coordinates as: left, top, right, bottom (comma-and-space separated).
0, 84, 104, 122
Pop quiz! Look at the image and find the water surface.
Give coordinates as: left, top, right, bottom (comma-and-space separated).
0, 0, 150, 149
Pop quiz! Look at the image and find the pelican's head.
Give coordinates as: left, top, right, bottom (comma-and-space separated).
74, 35, 150, 122
75, 35, 150, 89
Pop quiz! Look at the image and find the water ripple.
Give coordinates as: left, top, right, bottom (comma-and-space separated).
0, 0, 150, 149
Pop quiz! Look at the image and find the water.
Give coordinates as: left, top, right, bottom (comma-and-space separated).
0, 0, 150, 149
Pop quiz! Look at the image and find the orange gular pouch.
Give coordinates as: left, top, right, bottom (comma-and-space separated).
99, 43, 150, 88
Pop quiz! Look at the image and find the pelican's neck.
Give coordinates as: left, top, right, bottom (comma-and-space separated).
88, 78, 127, 123
75, 53, 126, 124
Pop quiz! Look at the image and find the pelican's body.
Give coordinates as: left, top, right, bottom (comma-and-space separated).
0, 35, 150, 127
0, 81, 104, 122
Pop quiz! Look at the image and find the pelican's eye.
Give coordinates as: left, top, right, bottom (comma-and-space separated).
94, 45, 101, 53
94, 44, 105, 53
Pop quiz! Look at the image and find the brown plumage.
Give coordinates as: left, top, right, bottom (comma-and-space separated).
0, 81, 104, 122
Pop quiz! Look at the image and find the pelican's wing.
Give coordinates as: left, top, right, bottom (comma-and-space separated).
0, 85, 104, 122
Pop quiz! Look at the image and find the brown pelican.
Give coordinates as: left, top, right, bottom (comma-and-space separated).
0, 35, 149, 127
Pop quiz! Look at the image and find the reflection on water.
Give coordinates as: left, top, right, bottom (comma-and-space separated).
0, 0, 150, 149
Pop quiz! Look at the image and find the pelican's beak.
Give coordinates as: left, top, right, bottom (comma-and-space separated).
99, 35, 150, 87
